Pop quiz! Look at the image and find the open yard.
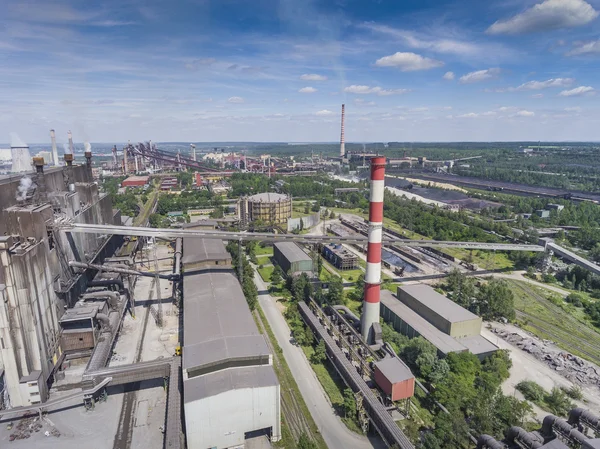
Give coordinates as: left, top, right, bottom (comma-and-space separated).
509, 279, 600, 365
258, 265, 275, 282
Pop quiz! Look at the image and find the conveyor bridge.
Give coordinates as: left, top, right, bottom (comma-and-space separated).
298, 301, 414, 449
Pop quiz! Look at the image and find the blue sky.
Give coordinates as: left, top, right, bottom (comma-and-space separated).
1, 0, 599, 143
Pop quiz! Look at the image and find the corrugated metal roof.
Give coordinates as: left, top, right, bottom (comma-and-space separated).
381, 290, 466, 355
374, 357, 414, 384
247, 192, 289, 202
456, 335, 498, 356
181, 238, 230, 265
184, 365, 278, 403
274, 242, 312, 263
398, 284, 479, 324
183, 270, 264, 368
183, 335, 270, 371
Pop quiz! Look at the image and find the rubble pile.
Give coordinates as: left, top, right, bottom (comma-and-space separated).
492, 327, 600, 387
8, 414, 42, 441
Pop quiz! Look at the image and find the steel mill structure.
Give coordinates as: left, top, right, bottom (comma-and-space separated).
340, 103, 346, 159
362, 156, 386, 343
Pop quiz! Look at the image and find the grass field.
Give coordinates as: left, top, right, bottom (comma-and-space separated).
509, 279, 600, 364
258, 265, 275, 282
444, 248, 514, 270
255, 244, 274, 256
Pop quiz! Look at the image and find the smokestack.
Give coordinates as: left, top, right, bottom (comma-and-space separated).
361, 156, 386, 343
67, 130, 74, 154
340, 104, 345, 159
85, 150, 93, 180
191, 144, 196, 161
33, 157, 47, 203
134, 155, 139, 173
50, 129, 59, 166
123, 143, 129, 174
64, 153, 75, 192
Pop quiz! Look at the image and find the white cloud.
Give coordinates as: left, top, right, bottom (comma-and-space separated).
481, 111, 497, 116
487, 0, 598, 35
299, 87, 317, 93
565, 106, 582, 112
227, 96, 244, 103
567, 39, 600, 56
516, 110, 535, 117
354, 99, 376, 106
514, 78, 574, 90
443, 71, 455, 80
458, 112, 479, 118
315, 109, 334, 116
531, 93, 544, 98
459, 68, 501, 84
374, 52, 444, 71
559, 86, 596, 96
300, 74, 327, 81
343, 85, 410, 96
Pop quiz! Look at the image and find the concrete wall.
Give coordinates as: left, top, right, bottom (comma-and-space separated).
448, 318, 482, 339
184, 385, 281, 449
0, 236, 62, 407
287, 212, 320, 232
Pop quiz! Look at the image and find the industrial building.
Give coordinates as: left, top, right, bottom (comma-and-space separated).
121, 175, 150, 187
273, 242, 313, 276
182, 238, 281, 448
397, 284, 482, 339
380, 286, 498, 359
0, 152, 125, 407
238, 192, 292, 226
373, 357, 414, 401
322, 243, 359, 270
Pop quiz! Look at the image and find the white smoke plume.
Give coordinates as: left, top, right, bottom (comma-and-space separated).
84, 142, 91, 152
15, 176, 35, 201
9, 132, 27, 147
63, 143, 71, 155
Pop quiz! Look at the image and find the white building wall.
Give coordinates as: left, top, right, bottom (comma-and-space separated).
185, 384, 281, 449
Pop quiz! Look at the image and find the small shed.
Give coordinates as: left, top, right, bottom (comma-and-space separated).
373, 357, 415, 401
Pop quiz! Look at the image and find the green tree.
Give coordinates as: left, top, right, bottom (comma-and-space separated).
329, 210, 336, 219
476, 279, 515, 320
446, 269, 476, 308
342, 389, 355, 418
311, 201, 321, 213
304, 202, 310, 214
326, 276, 344, 305
312, 339, 326, 364
270, 268, 282, 285
546, 387, 573, 416
297, 433, 317, 449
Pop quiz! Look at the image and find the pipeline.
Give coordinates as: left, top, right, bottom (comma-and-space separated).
542, 415, 593, 447
174, 237, 182, 277
69, 260, 174, 280
476, 435, 505, 449
569, 408, 600, 434
506, 426, 542, 449
82, 291, 120, 311
95, 313, 111, 332
332, 305, 361, 326
89, 278, 124, 291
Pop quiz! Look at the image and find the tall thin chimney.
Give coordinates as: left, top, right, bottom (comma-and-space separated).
123, 142, 129, 175
50, 129, 59, 166
340, 104, 345, 159
85, 150, 93, 180
134, 155, 139, 173
191, 144, 196, 161
33, 157, 47, 203
64, 153, 75, 192
361, 156, 386, 343
67, 130, 74, 154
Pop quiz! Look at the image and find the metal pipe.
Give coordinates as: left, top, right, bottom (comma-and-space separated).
95, 313, 111, 332
506, 426, 542, 448
50, 129, 59, 166
174, 238, 182, 277
84, 150, 92, 180
82, 291, 120, 310
69, 260, 174, 280
33, 156, 47, 203
476, 435, 505, 449
89, 279, 124, 291
64, 153, 75, 192
569, 408, 600, 432
362, 156, 385, 343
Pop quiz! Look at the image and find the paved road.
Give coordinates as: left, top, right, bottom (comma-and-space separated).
253, 271, 380, 449
492, 271, 570, 296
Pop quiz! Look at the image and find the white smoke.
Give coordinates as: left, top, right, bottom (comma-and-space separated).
63, 143, 71, 155
9, 132, 27, 148
15, 176, 35, 201
84, 142, 91, 152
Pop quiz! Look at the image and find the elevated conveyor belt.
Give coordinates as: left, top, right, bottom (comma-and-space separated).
298, 302, 414, 449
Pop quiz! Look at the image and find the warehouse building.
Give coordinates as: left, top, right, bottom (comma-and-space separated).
238, 192, 292, 226
121, 175, 150, 187
273, 242, 313, 276
380, 287, 497, 359
182, 239, 281, 448
397, 284, 482, 339
322, 243, 359, 270
373, 357, 414, 402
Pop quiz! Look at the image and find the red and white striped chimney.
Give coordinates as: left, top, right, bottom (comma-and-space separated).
361, 156, 386, 342
339, 104, 345, 158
